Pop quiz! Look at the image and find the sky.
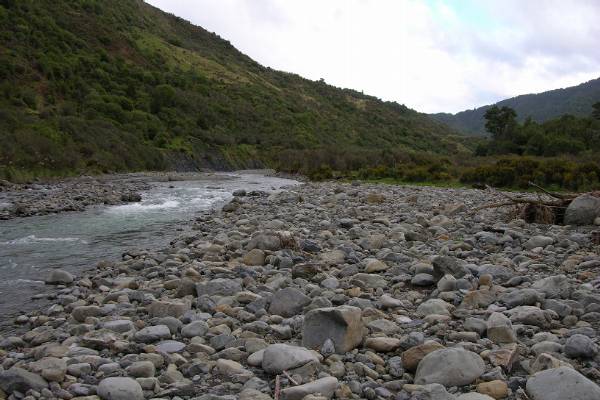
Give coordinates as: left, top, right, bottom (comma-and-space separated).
146, 0, 600, 114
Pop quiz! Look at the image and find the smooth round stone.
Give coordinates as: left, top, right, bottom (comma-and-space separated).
97, 377, 143, 400
411, 273, 435, 286
155, 340, 186, 353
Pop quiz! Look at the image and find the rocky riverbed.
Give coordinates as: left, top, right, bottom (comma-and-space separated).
1, 181, 600, 400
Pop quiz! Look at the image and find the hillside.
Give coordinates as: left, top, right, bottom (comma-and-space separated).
432, 77, 600, 135
0, 0, 467, 181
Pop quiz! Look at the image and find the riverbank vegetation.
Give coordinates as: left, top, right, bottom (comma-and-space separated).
1, 0, 598, 192
0, 0, 463, 182
277, 107, 600, 192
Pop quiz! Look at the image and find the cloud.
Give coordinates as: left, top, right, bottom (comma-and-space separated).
146, 0, 600, 113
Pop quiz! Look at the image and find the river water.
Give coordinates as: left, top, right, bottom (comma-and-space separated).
0, 172, 298, 332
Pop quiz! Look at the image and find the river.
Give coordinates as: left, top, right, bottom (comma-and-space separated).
0, 172, 298, 332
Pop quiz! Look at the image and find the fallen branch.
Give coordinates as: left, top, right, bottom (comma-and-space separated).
527, 181, 572, 200
480, 184, 573, 224
274, 375, 281, 400
283, 370, 299, 385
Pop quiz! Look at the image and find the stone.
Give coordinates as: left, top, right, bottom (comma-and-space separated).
97, 377, 143, 400
365, 337, 402, 352
564, 334, 597, 359
524, 235, 554, 249
45, 269, 74, 284
402, 340, 445, 371
280, 377, 338, 400
531, 275, 570, 299
103, 319, 135, 333
456, 394, 494, 400
432, 256, 468, 279
156, 340, 186, 353
196, 278, 242, 297
247, 233, 281, 251
292, 263, 321, 279
499, 289, 541, 308
72, 305, 103, 322
486, 312, 517, 344
410, 383, 456, 400
351, 273, 387, 288
416, 298, 454, 316
320, 250, 346, 265
240, 389, 272, 400
29, 357, 67, 382
302, 306, 364, 353
507, 306, 552, 328
215, 359, 250, 376
488, 344, 519, 372
0, 368, 48, 394
268, 287, 311, 317
134, 325, 171, 342
243, 249, 266, 266
478, 265, 514, 283
415, 348, 485, 386
529, 353, 571, 373
181, 320, 209, 338
411, 273, 436, 286
477, 380, 508, 399
462, 289, 496, 309
526, 367, 600, 400
437, 274, 457, 292
564, 194, 600, 225
148, 300, 190, 318
464, 317, 487, 336
364, 259, 388, 273
126, 361, 155, 378
261, 344, 318, 374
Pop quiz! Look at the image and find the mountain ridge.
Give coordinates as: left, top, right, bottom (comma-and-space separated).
432, 77, 600, 135
0, 0, 466, 181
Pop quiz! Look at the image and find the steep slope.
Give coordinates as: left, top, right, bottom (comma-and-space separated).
0, 0, 465, 180
432, 78, 600, 135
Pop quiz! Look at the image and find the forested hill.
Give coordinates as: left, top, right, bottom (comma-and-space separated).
432, 77, 600, 136
0, 0, 466, 180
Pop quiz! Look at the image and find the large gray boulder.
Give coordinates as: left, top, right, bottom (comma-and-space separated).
415, 348, 485, 386
261, 344, 318, 374
564, 194, 600, 226
0, 368, 48, 394
268, 287, 310, 317
302, 306, 364, 353
526, 366, 600, 400
97, 377, 144, 400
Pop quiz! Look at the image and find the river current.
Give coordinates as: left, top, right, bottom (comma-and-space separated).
0, 172, 298, 332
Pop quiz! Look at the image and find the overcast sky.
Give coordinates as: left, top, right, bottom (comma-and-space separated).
146, 0, 600, 114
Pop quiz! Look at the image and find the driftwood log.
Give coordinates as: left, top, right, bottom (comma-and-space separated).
476, 182, 579, 224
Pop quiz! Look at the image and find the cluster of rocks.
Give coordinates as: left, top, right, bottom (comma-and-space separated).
0, 175, 150, 220
1, 181, 600, 400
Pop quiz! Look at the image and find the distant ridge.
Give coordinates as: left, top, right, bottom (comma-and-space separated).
431, 77, 600, 135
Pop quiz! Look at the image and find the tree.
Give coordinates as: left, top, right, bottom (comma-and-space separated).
484, 106, 518, 140
593, 102, 600, 120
